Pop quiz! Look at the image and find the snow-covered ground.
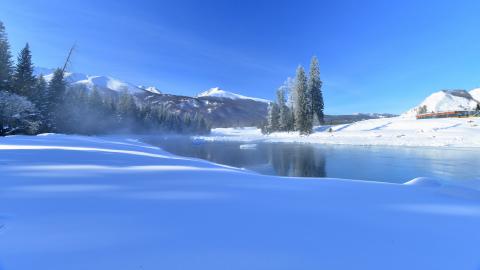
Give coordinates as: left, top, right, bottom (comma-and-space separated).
199, 117, 480, 148
1, 134, 480, 269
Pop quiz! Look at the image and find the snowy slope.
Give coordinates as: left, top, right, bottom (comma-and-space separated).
139, 85, 162, 94
73, 75, 146, 94
403, 90, 479, 117
1, 134, 480, 270
470, 88, 480, 101
36, 68, 158, 95
198, 87, 270, 103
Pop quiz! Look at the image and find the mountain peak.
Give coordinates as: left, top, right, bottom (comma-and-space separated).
197, 87, 270, 103
139, 86, 162, 94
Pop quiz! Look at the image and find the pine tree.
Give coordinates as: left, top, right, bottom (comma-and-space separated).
476, 103, 480, 111
0, 21, 13, 92
294, 66, 312, 134
47, 68, 66, 131
276, 87, 289, 131
33, 75, 49, 131
308, 56, 324, 124
12, 43, 36, 98
267, 102, 280, 133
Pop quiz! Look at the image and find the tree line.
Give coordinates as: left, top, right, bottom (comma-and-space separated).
0, 21, 210, 136
263, 56, 324, 135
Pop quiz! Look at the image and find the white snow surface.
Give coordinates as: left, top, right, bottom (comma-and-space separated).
199, 117, 480, 148
37, 68, 159, 95
403, 89, 479, 117
197, 87, 270, 103
470, 88, 480, 101
139, 85, 162, 94
1, 134, 480, 269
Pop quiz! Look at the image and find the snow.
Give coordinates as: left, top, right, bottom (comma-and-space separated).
36, 67, 161, 95
139, 85, 162, 94
73, 75, 146, 94
197, 87, 270, 103
470, 88, 480, 101
1, 134, 480, 269
199, 117, 480, 148
403, 89, 479, 117
239, 143, 258, 149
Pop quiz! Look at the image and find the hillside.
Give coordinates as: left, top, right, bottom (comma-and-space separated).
403, 89, 480, 117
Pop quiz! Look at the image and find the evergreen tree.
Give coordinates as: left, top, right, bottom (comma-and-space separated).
476, 103, 480, 111
267, 102, 280, 133
12, 43, 36, 98
417, 105, 428, 115
308, 56, 324, 124
276, 87, 289, 131
33, 75, 49, 131
294, 66, 312, 134
47, 69, 66, 131
0, 21, 13, 92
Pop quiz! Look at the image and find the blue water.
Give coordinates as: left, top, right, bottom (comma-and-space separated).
143, 136, 480, 186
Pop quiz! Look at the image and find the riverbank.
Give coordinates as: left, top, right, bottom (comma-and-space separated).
196, 117, 480, 148
0, 134, 479, 269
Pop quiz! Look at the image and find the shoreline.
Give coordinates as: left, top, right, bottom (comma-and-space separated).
194, 117, 480, 148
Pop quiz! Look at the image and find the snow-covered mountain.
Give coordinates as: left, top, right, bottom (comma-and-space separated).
35, 68, 160, 95
403, 89, 480, 118
33, 67, 398, 127
470, 88, 480, 101
139, 86, 162, 94
197, 87, 270, 103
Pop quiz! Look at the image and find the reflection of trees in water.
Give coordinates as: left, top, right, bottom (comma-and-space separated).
147, 138, 326, 178
270, 145, 326, 178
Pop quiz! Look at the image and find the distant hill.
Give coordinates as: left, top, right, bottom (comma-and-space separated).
34, 67, 398, 127
403, 89, 480, 118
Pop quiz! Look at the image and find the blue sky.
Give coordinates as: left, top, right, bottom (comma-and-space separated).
2, 0, 480, 114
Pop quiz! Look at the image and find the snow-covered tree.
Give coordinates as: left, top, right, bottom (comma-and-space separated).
281, 77, 295, 110
417, 105, 428, 115
276, 87, 290, 131
0, 21, 13, 92
308, 56, 324, 124
0, 91, 40, 135
12, 43, 36, 98
294, 66, 312, 134
267, 102, 280, 133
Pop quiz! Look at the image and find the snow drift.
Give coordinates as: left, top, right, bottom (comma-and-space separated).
1, 134, 479, 270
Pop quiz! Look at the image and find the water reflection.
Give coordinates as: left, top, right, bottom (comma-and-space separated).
142, 136, 480, 186
269, 145, 326, 177
144, 137, 327, 178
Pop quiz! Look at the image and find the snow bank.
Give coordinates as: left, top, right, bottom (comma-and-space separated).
199, 117, 480, 148
0, 134, 479, 269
